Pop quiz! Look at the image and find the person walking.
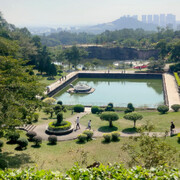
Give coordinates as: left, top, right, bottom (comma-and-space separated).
87, 120, 91, 130
170, 121, 175, 136
75, 116, 80, 130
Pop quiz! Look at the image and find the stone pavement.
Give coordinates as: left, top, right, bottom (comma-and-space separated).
164, 73, 180, 108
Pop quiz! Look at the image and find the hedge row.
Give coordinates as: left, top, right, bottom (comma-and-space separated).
174, 72, 180, 86
0, 165, 180, 179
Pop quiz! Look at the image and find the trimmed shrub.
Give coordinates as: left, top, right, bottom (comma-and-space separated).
48, 135, 57, 145
83, 130, 93, 140
57, 112, 63, 125
33, 136, 42, 146
124, 103, 135, 114
77, 134, 87, 143
100, 112, 119, 127
174, 72, 180, 86
157, 105, 169, 114
111, 131, 120, 141
48, 121, 71, 131
17, 138, 28, 149
171, 104, 180, 112
53, 104, 62, 115
33, 113, 39, 122
26, 131, 37, 141
74, 104, 84, 113
6, 131, 20, 143
103, 133, 111, 142
105, 103, 115, 111
57, 101, 63, 105
91, 106, 100, 114
0, 140, 4, 151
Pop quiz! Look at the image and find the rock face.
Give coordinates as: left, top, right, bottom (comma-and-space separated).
84, 46, 159, 60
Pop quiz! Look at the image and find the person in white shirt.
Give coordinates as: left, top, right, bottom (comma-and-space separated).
75, 117, 80, 130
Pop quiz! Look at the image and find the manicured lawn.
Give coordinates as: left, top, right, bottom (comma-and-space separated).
80, 111, 180, 133
1, 134, 180, 172
1, 136, 130, 172
34, 70, 67, 87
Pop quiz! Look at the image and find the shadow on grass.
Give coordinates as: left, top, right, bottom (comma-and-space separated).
101, 140, 111, 144
98, 126, 118, 133
42, 118, 48, 120
15, 146, 27, 151
31, 144, 41, 148
6, 141, 17, 145
47, 142, 57, 146
0, 152, 34, 169
122, 127, 137, 134
76, 140, 86, 145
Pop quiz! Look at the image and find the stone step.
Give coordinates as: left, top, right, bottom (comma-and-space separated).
17, 124, 36, 132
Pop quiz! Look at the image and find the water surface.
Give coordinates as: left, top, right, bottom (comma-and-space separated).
54, 78, 164, 108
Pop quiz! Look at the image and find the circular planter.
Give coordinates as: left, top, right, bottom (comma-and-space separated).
46, 121, 74, 135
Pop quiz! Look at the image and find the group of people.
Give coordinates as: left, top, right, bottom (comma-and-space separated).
59, 75, 66, 82
75, 116, 91, 131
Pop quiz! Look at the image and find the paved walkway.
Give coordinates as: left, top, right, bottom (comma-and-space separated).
33, 107, 179, 141
164, 73, 180, 108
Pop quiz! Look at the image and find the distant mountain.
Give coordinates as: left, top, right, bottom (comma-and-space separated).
76, 17, 157, 34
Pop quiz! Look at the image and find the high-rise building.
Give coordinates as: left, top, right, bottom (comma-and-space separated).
166, 14, 176, 28
147, 15, 153, 24
142, 15, 146, 23
132, 15, 138, 20
160, 14, 166, 27
153, 15, 159, 25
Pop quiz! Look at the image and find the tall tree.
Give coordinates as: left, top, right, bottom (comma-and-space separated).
0, 56, 44, 131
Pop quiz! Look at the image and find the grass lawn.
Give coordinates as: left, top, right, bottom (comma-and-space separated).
80, 111, 180, 133
1, 134, 180, 172
1, 136, 130, 172
34, 70, 67, 87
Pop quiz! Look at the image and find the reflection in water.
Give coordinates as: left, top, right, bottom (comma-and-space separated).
55, 78, 164, 108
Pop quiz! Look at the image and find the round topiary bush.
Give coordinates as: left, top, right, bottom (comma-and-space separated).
17, 138, 28, 149
157, 105, 169, 114
48, 135, 57, 145
57, 100, 63, 105
171, 104, 180, 112
33, 136, 42, 146
57, 112, 63, 125
26, 131, 37, 141
91, 106, 100, 114
6, 131, 20, 143
77, 134, 87, 143
48, 121, 72, 131
111, 131, 120, 141
83, 130, 93, 140
103, 133, 111, 142
74, 104, 84, 113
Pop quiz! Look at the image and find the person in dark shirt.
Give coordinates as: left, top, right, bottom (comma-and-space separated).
170, 121, 175, 136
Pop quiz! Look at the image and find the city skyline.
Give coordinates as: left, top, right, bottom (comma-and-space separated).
0, 0, 180, 27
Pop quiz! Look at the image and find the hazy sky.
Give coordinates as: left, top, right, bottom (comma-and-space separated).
0, 0, 180, 27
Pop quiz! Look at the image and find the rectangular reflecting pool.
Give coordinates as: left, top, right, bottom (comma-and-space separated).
54, 78, 164, 108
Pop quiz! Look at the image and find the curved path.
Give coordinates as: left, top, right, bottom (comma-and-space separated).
33, 108, 178, 141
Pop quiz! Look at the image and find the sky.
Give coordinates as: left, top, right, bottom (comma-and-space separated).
0, 0, 180, 27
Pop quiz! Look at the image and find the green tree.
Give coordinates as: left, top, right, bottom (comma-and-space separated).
100, 112, 119, 127
171, 41, 180, 62
122, 133, 178, 168
0, 56, 44, 131
64, 45, 88, 69
123, 112, 143, 128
